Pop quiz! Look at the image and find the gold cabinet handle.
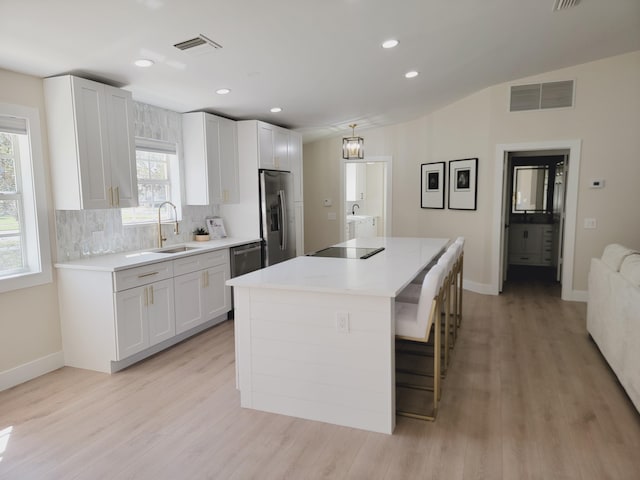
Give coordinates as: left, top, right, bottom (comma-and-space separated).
115, 186, 120, 207
149, 285, 154, 304
144, 287, 148, 306
108, 187, 114, 207
138, 271, 159, 278
206, 271, 209, 287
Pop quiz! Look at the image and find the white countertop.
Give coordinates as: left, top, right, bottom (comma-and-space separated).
55, 237, 261, 272
227, 237, 449, 297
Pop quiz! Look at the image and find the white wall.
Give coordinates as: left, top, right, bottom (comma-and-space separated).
303, 51, 640, 294
0, 69, 62, 381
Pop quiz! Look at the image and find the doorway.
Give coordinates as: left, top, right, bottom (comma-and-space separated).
492, 140, 582, 301
340, 156, 392, 241
503, 152, 567, 289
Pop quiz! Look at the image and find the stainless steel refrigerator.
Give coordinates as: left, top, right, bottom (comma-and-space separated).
259, 169, 296, 266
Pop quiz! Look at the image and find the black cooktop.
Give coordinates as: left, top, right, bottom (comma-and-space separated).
309, 246, 385, 259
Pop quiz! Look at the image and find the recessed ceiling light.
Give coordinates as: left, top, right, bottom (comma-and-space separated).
405, 70, 419, 79
270, 107, 282, 113
216, 88, 231, 95
382, 39, 399, 49
134, 59, 154, 68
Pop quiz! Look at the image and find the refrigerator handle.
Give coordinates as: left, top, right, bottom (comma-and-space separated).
278, 189, 287, 251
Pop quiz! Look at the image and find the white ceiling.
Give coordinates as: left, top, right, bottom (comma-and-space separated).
1, 0, 639, 142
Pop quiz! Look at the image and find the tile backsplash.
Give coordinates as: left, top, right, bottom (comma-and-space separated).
54, 101, 220, 262
55, 205, 219, 262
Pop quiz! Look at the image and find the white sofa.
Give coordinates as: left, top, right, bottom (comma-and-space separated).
587, 244, 640, 413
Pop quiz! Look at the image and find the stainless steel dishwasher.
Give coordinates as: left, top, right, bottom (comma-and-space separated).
229, 242, 263, 316
230, 242, 263, 278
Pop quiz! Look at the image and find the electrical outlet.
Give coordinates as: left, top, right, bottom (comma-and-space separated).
584, 218, 597, 229
336, 311, 350, 333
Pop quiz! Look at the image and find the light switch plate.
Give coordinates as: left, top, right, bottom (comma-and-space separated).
584, 218, 597, 229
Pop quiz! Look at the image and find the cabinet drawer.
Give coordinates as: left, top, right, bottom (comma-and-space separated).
114, 261, 174, 292
173, 249, 229, 276
509, 254, 542, 265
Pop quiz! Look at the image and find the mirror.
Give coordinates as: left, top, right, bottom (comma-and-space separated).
345, 163, 365, 202
512, 166, 549, 213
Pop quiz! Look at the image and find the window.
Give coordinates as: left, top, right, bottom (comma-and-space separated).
122, 138, 181, 224
0, 103, 52, 292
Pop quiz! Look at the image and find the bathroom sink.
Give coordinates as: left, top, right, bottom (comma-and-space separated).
150, 245, 202, 254
347, 214, 370, 221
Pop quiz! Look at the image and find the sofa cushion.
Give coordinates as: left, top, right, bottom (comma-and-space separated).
620, 254, 640, 287
601, 244, 637, 271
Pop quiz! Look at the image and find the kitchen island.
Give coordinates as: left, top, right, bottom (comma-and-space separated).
227, 237, 449, 434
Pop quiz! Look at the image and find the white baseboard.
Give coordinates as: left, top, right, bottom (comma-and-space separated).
563, 289, 588, 302
463, 279, 496, 295
0, 351, 64, 392
463, 279, 588, 303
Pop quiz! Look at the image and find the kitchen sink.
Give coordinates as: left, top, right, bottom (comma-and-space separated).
152, 245, 202, 254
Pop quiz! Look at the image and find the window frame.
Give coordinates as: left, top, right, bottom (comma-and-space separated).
121, 138, 182, 226
0, 103, 52, 293
0, 132, 27, 274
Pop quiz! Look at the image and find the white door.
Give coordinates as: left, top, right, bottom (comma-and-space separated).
499, 155, 510, 292
105, 85, 137, 207
174, 270, 205, 334
274, 129, 290, 171
203, 264, 231, 322
72, 77, 111, 209
555, 157, 567, 282
147, 279, 175, 345
219, 116, 239, 204
115, 286, 149, 359
258, 123, 275, 169
205, 114, 222, 204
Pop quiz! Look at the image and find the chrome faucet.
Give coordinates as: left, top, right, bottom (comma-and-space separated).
157, 201, 179, 247
351, 203, 360, 215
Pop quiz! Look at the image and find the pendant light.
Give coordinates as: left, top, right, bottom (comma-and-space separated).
342, 124, 364, 159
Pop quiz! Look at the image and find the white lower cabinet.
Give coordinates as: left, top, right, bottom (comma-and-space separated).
174, 250, 231, 334
57, 248, 232, 373
115, 278, 175, 359
508, 223, 554, 266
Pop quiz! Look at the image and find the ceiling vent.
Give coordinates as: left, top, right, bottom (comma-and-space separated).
553, 0, 580, 11
510, 80, 574, 112
173, 34, 222, 56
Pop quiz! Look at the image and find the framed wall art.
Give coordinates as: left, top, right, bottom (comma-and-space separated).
421, 161, 446, 209
448, 158, 478, 210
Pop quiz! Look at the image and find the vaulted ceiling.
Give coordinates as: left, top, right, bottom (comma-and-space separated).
1, 0, 639, 141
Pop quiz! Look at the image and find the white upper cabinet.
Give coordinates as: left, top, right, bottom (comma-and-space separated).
258, 123, 275, 170
257, 121, 293, 172
289, 132, 303, 202
218, 116, 239, 204
183, 112, 239, 205
43, 75, 137, 210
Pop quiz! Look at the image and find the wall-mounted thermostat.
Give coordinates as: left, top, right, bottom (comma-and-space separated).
590, 179, 605, 189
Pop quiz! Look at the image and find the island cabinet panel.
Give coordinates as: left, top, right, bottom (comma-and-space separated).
234, 287, 395, 434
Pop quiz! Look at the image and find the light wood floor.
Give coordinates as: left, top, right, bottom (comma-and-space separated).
1, 280, 639, 479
